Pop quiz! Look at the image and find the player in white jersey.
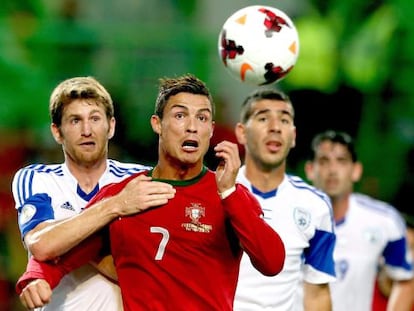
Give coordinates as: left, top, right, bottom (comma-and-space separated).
305, 130, 414, 311
12, 77, 175, 310
234, 89, 336, 310
13, 160, 149, 311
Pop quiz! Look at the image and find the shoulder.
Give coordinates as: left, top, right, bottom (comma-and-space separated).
13, 163, 64, 180
352, 193, 405, 226
285, 174, 331, 206
107, 159, 152, 177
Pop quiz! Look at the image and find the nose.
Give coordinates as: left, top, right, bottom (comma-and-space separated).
268, 117, 281, 133
186, 116, 197, 133
81, 120, 92, 137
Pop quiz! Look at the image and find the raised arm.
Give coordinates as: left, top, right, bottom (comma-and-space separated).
213, 140, 285, 275
224, 184, 285, 275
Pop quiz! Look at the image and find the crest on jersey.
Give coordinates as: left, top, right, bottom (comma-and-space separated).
293, 207, 311, 231
182, 203, 212, 233
19, 204, 37, 225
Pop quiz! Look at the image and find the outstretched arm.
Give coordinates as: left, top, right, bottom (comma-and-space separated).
25, 174, 175, 261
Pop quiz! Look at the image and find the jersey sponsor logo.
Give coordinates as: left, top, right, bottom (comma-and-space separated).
19, 204, 37, 225
293, 207, 311, 231
182, 203, 212, 233
60, 201, 75, 211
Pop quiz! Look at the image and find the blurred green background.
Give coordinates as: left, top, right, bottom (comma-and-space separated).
1, 0, 414, 309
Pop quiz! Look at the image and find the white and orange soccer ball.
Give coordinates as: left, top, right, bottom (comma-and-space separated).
218, 5, 299, 86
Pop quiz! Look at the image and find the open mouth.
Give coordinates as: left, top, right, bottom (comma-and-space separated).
266, 141, 281, 152
80, 141, 96, 147
182, 140, 198, 150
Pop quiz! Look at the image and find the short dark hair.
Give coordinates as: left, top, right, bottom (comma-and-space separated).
310, 130, 358, 162
240, 89, 294, 124
154, 74, 214, 119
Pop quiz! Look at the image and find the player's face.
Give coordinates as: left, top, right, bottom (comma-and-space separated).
52, 98, 115, 166
236, 99, 296, 171
152, 92, 214, 168
306, 141, 361, 199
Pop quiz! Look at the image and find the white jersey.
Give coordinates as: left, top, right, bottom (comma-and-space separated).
331, 193, 413, 311
234, 166, 336, 311
12, 159, 150, 311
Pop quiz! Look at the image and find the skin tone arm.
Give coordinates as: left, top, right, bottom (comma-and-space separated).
386, 279, 414, 311
25, 174, 176, 261
303, 282, 332, 311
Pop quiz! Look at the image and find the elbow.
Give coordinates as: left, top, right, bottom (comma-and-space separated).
261, 254, 285, 276
255, 239, 286, 276
26, 239, 57, 262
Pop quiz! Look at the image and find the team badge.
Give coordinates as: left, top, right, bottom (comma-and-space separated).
293, 207, 311, 231
19, 204, 37, 225
182, 203, 212, 233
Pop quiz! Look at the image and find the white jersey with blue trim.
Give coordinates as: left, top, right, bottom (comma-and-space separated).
331, 193, 413, 311
234, 166, 336, 311
12, 159, 150, 311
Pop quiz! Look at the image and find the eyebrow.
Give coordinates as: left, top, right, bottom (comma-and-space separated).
252, 108, 293, 118
170, 104, 212, 114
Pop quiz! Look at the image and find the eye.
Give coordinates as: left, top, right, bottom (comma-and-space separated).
197, 114, 209, 122
175, 112, 185, 119
281, 118, 290, 125
70, 118, 80, 125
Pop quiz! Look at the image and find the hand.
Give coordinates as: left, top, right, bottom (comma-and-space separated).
214, 141, 241, 193
19, 279, 52, 309
115, 174, 176, 216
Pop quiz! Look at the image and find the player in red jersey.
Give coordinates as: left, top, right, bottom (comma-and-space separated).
16, 74, 285, 311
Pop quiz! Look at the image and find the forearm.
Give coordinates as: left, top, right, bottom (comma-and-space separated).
17, 233, 104, 294
303, 282, 332, 311
224, 184, 285, 276
387, 279, 414, 311
27, 197, 120, 261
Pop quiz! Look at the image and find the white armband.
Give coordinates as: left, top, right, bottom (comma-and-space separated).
219, 185, 236, 200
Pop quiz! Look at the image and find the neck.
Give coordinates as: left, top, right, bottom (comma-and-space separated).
65, 157, 107, 193
330, 193, 351, 222
152, 161, 203, 180
244, 158, 285, 192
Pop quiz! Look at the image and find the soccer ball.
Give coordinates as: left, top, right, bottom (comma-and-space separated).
218, 5, 299, 86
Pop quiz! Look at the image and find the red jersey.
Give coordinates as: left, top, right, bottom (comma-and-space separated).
17, 168, 285, 311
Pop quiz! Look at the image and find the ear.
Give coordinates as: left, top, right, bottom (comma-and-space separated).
108, 117, 116, 140
50, 123, 63, 144
150, 115, 161, 135
235, 122, 246, 145
291, 126, 297, 148
304, 160, 315, 181
210, 121, 215, 138
352, 161, 363, 183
